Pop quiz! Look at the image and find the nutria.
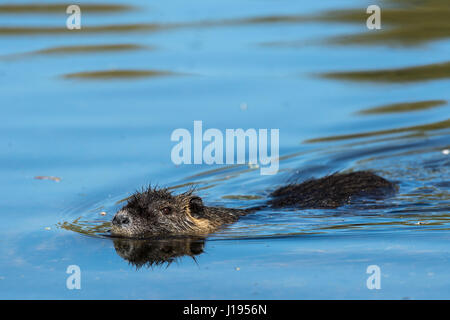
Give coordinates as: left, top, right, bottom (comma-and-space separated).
111, 171, 396, 238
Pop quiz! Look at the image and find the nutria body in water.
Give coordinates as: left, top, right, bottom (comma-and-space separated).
111, 171, 395, 238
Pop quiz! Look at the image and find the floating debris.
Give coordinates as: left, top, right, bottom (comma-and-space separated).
34, 176, 61, 182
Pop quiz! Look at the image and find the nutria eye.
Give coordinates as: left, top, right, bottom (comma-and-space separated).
161, 207, 172, 215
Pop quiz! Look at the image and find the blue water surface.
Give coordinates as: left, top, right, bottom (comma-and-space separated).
0, 0, 449, 299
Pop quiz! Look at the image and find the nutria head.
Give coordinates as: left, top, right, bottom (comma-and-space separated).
111, 187, 216, 238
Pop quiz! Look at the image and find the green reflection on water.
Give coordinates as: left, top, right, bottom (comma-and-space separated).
321, 61, 450, 83
0, 23, 171, 35
357, 100, 447, 115
2, 44, 150, 60
0, 3, 133, 14
62, 69, 180, 80
318, 0, 450, 46
33, 43, 149, 55
305, 119, 450, 143
255, 0, 449, 47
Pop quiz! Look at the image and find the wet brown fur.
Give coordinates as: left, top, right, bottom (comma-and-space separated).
111, 171, 396, 238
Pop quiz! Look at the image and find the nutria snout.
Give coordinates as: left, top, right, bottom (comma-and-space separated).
111, 171, 396, 238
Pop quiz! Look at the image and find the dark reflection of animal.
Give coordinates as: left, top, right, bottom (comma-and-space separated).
112, 237, 205, 268
111, 171, 396, 238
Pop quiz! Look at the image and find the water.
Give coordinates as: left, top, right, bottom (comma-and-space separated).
0, 0, 449, 299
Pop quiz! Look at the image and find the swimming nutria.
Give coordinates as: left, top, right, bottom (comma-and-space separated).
111, 171, 396, 238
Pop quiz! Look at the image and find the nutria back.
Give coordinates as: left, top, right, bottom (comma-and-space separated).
269, 171, 395, 209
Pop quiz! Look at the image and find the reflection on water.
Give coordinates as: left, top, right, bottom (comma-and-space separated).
0, 14, 308, 36
0, 23, 172, 35
0, 3, 133, 14
62, 69, 180, 80
316, 0, 450, 46
321, 61, 450, 83
357, 100, 447, 115
318, 213, 450, 231
21, 44, 148, 56
113, 237, 205, 268
305, 119, 449, 143
256, 0, 450, 46
1, 43, 151, 61
1, 0, 448, 48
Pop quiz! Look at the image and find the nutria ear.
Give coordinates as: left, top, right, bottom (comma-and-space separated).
189, 196, 204, 218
